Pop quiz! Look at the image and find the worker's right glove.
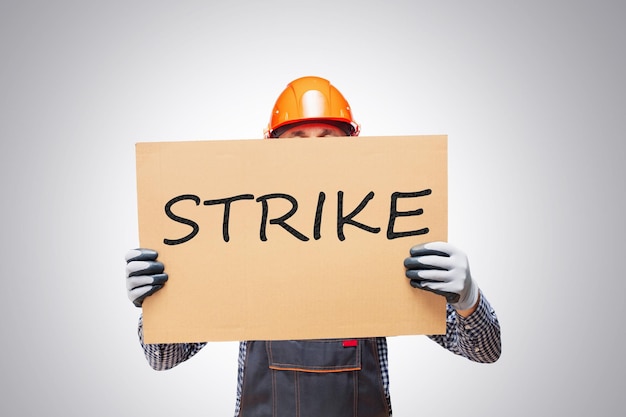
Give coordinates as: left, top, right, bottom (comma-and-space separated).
125, 248, 168, 307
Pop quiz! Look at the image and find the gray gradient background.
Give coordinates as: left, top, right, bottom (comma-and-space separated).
1, 1, 624, 416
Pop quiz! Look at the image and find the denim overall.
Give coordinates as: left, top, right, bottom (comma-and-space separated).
239, 338, 390, 417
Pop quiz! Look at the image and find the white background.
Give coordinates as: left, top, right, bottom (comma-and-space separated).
1, 1, 624, 416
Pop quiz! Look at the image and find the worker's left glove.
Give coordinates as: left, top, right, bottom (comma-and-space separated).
404, 241, 479, 311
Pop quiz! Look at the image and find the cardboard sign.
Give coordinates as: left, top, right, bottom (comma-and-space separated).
136, 135, 448, 343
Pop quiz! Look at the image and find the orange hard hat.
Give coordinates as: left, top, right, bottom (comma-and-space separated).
264, 76, 360, 138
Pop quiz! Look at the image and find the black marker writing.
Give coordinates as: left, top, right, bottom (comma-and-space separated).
203, 194, 254, 242
162, 189, 432, 245
163, 194, 201, 245
387, 190, 431, 239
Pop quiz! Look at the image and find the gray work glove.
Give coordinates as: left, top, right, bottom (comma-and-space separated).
125, 248, 168, 307
404, 241, 479, 311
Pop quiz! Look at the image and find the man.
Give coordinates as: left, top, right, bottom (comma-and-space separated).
126, 76, 501, 417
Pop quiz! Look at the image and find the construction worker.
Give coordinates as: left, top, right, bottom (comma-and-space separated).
126, 76, 501, 417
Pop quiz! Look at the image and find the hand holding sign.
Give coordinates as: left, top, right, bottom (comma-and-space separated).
404, 241, 479, 311
125, 248, 168, 307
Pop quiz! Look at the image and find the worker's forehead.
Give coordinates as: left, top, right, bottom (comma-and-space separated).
278, 122, 347, 138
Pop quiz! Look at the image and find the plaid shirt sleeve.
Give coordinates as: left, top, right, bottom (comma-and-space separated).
428, 289, 501, 363
137, 314, 207, 370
